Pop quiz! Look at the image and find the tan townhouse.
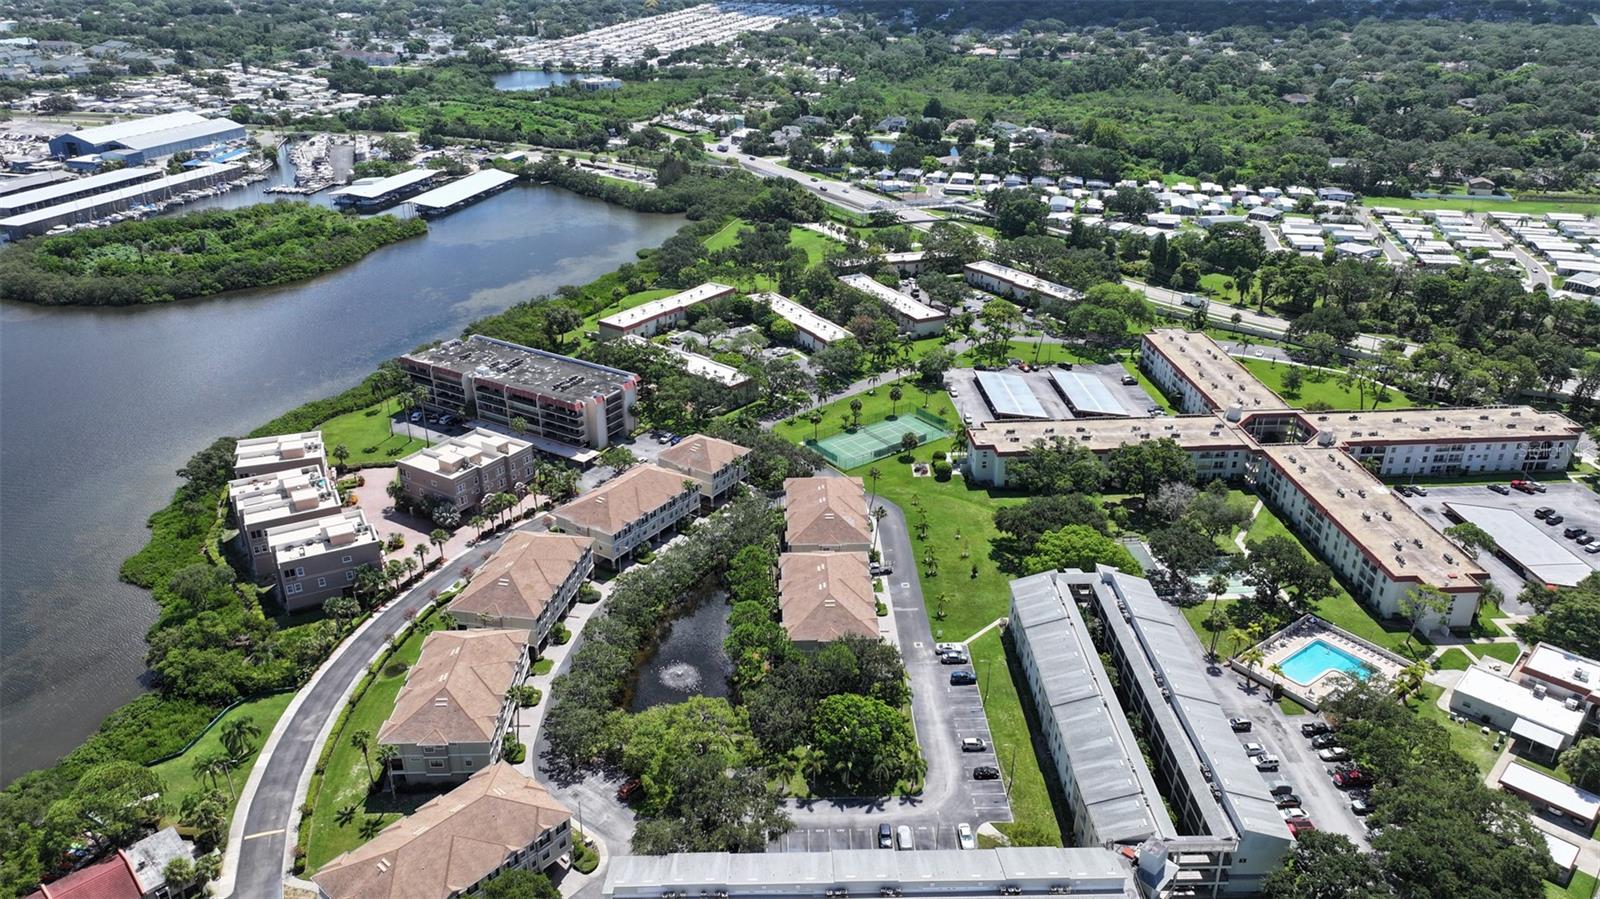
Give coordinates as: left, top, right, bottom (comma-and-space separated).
227, 464, 341, 578
778, 552, 878, 649
548, 464, 701, 567
447, 532, 593, 648
783, 476, 872, 552
377, 628, 529, 787
396, 428, 535, 516
265, 509, 383, 613
657, 434, 752, 508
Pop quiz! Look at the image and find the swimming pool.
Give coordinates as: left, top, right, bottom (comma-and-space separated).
1279, 639, 1372, 686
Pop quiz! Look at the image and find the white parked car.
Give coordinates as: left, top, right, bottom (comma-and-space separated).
1255, 754, 1281, 772
958, 823, 976, 850
1243, 742, 1266, 757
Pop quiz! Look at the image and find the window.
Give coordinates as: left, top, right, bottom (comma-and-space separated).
341, 554, 353, 564
428, 759, 446, 770
346, 570, 356, 582
316, 577, 328, 588
285, 583, 303, 595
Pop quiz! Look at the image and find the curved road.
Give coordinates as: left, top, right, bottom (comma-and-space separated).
226, 528, 519, 899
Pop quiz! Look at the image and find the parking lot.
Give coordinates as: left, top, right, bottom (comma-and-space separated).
1398, 482, 1600, 611
771, 820, 979, 852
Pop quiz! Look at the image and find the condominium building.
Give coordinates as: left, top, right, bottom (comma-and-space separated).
1139, 329, 1286, 415
548, 464, 701, 566
228, 464, 341, 578
1251, 443, 1487, 629
782, 476, 872, 552
621, 335, 756, 406
964, 416, 1257, 488
1317, 407, 1580, 477
964, 260, 1080, 305
1011, 568, 1293, 897
657, 434, 752, 507
597, 282, 736, 338
752, 291, 851, 351
396, 428, 535, 515
265, 509, 383, 613
233, 431, 327, 478
446, 532, 593, 647
377, 629, 530, 786
314, 763, 571, 899
400, 335, 638, 451
778, 552, 878, 648
839, 273, 947, 336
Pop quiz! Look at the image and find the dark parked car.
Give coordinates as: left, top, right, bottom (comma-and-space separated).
1565, 526, 1588, 539
1535, 507, 1555, 519
1350, 798, 1374, 816
1268, 781, 1297, 797
878, 823, 893, 849
1275, 794, 1303, 810
1488, 484, 1512, 495
1311, 734, 1340, 750
973, 766, 1000, 780
950, 670, 977, 686
1300, 721, 1331, 737
1410, 485, 1428, 496
1229, 717, 1252, 732
1579, 535, 1596, 546
617, 778, 643, 802
1547, 514, 1566, 525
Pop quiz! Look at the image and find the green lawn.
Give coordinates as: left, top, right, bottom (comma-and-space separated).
969, 629, 1064, 845
305, 611, 448, 868
1514, 754, 1573, 784
1238, 357, 1415, 411
1120, 359, 1176, 413
150, 691, 295, 825
1413, 683, 1502, 775
1477, 641, 1523, 664
703, 217, 746, 252
1434, 648, 1474, 670
1547, 870, 1597, 899
1244, 503, 1292, 544
1278, 696, 1309, 716
1198, 272, 1241, 303
955, 339, 1107, 369
318, 400, 428, 467
1363, 196, 1600, 217
787, 226, 844, 267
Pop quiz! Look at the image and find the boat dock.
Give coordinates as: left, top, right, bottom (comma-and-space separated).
0, 163, 245, 239
408, 169, 519, 217
330, 168, 438, 210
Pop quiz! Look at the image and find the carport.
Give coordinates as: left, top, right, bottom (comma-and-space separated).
1510, 717, 1565, 764
1443, 501, 1593, 588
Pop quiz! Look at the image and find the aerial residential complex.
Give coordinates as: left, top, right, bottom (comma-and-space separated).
1011, 567, 1293, 897
597, 282, 736, 338
227, 464, 341, 577
265, 508, 383, 613
965, 329, 1580, 632
838, 273, 948, 336
777, 551, 877, 648
376, 628, 529, 786
964, 259, 1081, 305
446, 531, 593, 645
313, 763, 572, 899
400, 335, 638, 453
396, 428, 536, 515
232, 430, 328, 478
621, 334, 756, 405
656, 433, 754, 507
782, 476, 872, 553
752, 291, 851, 350
548, 463, 705, 567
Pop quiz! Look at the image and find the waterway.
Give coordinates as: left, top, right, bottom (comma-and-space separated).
627, 590, 732, 712
0, 151, 686, 783
492, 70, 587, 91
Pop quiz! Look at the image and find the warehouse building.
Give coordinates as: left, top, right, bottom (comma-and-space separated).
0, 163, 242, 239
48, 111, 246, 164
400, 335, 638, 453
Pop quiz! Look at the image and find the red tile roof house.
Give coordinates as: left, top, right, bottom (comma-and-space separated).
25, 854, 142, 899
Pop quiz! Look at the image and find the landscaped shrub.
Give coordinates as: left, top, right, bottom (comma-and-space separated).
932, 460, 952, 481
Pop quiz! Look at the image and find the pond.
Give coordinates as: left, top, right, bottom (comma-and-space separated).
628, 589, 733, 712
493, 70, 588, 91
868, 139, 896, 155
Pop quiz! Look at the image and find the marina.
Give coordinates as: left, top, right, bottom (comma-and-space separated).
0, 163, 258, 239
330, 167, 438, 209
409, 168, 520, 217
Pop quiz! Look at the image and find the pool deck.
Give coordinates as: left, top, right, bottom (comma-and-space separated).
1241, 614, 1409, 709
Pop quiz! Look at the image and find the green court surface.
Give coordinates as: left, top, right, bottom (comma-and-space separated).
810, 412, 951, 469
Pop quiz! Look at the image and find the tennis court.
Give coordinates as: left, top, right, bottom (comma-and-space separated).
809, 410, 952, 469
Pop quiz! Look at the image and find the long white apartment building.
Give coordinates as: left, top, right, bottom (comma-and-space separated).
620, 335, 755, 405
964, 259, 1081, 305
751, 291, 850, 350
233, 431, 327, 478
1139, 329, 1286, 415
839, 273, 947, 336
964, 415, 1258, 488
597, 282, 736, 338
1313, 406, 1580, 476
266, 508, 383, 612
228, 464, 341, 577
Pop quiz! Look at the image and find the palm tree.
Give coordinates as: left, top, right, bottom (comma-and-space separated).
889, 385, 903, 417
354, 564, 385, 609
220, 716, 262, 762
398, 393, 416, 440
193, 753, 236, 799
351, 729, 374, 780
867, 467, 883, 504
809, 411, 824, 440
1239, 645, 1266, 690
375, 744, 399, 794
410, 386, 430, 443
470, 515, 487, 541
332, 443, 351, 474
402, 556, 419, 582
336, 804, 359, 826
413, 542, 429, 572
849, 398, 863, 430
360, 815, 385, 839
429, 528, 448, 560
1204, 574, 1230, 661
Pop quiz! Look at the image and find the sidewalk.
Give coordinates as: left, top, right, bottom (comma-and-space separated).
510, 581, 617, 777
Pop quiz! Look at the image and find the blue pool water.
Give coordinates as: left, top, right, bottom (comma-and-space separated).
1279, 639, 1372, 686
869, 139, 896, 154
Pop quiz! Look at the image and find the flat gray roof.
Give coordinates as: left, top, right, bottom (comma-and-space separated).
109, 117, 243, 152
976, 370, 1048, 419
1051, 369, 1134, 417
1444, 502, 1594, 588
60, 111, 207, 145
409, 168, 519, 209
0, 165, 160, 213
1011, 572, 1175, 845
332, 167, 435, 200
402, 334, 635, 403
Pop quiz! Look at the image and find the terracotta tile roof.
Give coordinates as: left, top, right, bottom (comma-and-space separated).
783, 476, 871, 548
26, 854, 140, 899
779, 552, 878, 644
378, 629, 525, 746
313, 763, 571, 899
656, 434, 750, 480
552, 464, 695, 535
447, 533, 590, 625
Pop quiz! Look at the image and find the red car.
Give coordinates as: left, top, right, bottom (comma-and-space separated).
1333, 769, 1372, 789
1510, 480, 1542, 495
617, 778, 643, 802
1288, 819, 1317, 839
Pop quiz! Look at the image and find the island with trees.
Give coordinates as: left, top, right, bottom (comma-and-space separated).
0, 202, 425, 306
